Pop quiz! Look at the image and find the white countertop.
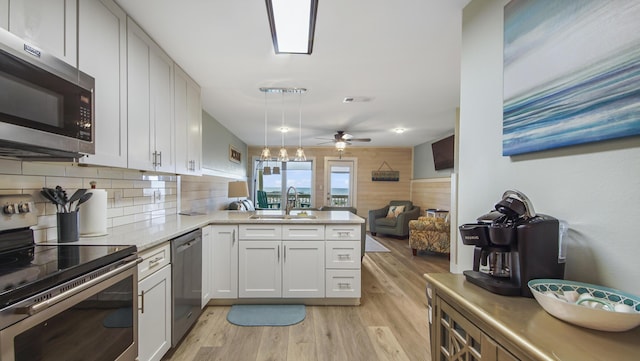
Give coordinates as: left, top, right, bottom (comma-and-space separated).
40, 210, 364, 252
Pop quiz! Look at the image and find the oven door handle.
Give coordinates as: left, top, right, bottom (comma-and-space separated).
15, 256, 141, 316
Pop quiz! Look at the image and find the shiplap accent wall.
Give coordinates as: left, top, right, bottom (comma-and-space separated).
410, 178, 451, 214
0, 159, 177, 242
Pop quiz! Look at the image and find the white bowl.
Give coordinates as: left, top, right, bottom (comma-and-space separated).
528, 279, 640, 332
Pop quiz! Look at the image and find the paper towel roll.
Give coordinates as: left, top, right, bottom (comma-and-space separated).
79, 189, 108, 236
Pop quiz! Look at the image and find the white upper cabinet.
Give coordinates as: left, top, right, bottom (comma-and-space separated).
78, 0, 128, 168
174, 65, 202, 175
127, 17, 174, 173
0, 1, 8, 29
8, 0, 77, 66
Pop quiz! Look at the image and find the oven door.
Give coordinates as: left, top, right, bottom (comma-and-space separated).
0, 259, 138, 361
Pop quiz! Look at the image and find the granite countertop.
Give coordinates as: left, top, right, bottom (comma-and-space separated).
40, 210, 364, 252
424, 273, 640, 361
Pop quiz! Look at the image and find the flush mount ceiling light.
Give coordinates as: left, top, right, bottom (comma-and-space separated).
394, 128, 406, 134
265, 0, 318, 54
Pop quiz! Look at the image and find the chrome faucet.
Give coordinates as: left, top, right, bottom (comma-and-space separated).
285, 186, 298, 215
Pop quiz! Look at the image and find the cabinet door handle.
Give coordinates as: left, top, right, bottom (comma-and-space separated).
337, 282, 351, 289
157, 151, 162, 167
337, 254, 351, 259
232, 229, 236, 245
139, 290, 145, 314
284, 245, 287, 262
152, 151, 157, 167
277, 245, 280, 262
148, 256, 163, 268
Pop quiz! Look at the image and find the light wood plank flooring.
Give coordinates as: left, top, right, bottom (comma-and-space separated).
162, 234, 450, 361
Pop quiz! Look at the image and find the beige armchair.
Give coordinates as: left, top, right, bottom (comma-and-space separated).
408, 216, 450, 256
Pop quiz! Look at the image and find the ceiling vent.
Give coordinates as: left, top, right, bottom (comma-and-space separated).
343, 96, 371, 103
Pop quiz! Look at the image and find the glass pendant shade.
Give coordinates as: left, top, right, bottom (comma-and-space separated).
260, 147, 271, 161
263, 166, 272, 175
273, 166, 281, 174
277, 147, 289, 162
294, 147, 306, 161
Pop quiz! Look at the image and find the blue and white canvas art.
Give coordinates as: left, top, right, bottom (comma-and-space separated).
503, 0, 640, 156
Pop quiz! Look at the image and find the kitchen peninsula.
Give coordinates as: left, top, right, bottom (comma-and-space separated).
57, 210, 365, 305
206, 210, 365, 306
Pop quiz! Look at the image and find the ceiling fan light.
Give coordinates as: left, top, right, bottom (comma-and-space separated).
335, 141, 347, 150
266, 0, 318, 54
294, 147, 306, 161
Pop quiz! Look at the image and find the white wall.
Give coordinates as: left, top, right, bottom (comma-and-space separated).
457, 0, 640, 295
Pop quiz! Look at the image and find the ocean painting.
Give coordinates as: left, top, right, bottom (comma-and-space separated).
503, 0, 640, 156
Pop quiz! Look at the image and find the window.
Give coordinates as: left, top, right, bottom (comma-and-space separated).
254, 159, 314, 209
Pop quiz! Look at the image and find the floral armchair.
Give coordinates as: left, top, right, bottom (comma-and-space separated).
408, 215, 450, 256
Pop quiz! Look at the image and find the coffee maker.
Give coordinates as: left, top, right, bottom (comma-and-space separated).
459, 190, 565, 297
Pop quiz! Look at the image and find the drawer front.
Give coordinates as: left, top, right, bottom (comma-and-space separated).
138, 242, 171, 281
325, 269, 361, 298
282, 225, 325, 240
325, 241, 361, 269
239, 224, 282, 240
325, 224, 361, 241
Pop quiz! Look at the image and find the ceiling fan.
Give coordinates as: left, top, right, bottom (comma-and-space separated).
318, 131, 372, 146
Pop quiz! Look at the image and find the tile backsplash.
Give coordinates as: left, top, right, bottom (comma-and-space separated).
0, 159, 177, 243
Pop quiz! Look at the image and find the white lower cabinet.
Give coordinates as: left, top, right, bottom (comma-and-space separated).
282, 240, 325, 298
239, 240, 325, 298
238, 224, 325, 298
239, 240, 281, 298
210, 225, 238, 299
221, 223, 361, 302
138, 243, 172, 361
201, 225, 212, 307
325, 226, 362, 298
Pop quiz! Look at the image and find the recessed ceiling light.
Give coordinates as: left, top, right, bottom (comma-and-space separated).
394, 128, 405, 134
280, 127, 289, 133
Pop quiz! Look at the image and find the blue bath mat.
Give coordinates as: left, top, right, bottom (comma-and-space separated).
227, 304, 305, 326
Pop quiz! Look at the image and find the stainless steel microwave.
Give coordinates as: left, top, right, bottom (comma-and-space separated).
0, 28, 94, 160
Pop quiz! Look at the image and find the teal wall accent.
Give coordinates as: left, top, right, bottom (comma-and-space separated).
413, 134, 454, 179
202, 111, 247, 178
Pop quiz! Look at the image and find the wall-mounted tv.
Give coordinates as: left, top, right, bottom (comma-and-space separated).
431, 135, 454, 170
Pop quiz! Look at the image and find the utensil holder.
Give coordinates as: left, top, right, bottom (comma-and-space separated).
57, 211, 79, 243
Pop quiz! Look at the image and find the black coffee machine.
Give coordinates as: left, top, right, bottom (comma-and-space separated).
459, 190, 565, 297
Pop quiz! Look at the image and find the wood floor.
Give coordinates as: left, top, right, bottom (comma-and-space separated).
163, 234, 450, 361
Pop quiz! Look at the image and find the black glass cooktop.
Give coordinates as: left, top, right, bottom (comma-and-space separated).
0, 240, 136, 309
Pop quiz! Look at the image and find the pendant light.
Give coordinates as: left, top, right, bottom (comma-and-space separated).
294, 91, 306, 161
277, 92, 289, 162
263, 159, 272, 175
260, 91, 271, 161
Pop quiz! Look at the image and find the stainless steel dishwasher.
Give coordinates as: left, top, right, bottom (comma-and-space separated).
171, 229, 202, 346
